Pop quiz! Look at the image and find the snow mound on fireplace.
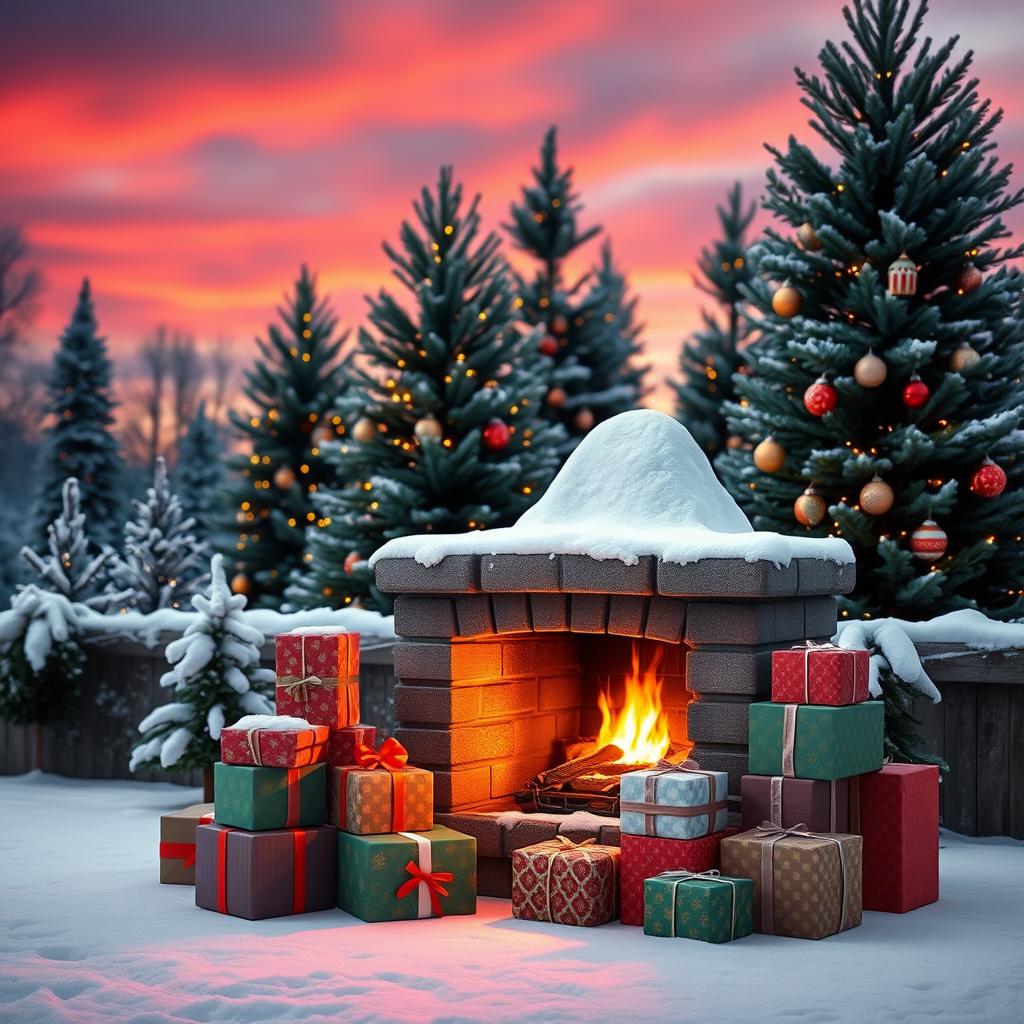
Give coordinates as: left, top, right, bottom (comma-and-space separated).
371, 410, 853, 567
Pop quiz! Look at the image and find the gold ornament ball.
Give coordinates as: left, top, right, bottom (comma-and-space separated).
547, 387, 568, 409
351, 417, 376, 443
273, 465, 296, 490
414, 415, 443, 440
772, 282, 803, 318
574, 407, 595, 431
854, 351, 888, 388
753, 436, 786, 473
230, 572, 252, 596
949, 343, 980, 372
859, 476, 895, 516
797, 222, 822, 251
726, 434, 745, 450
312, 425, 335, 446
794, 489, 827, 527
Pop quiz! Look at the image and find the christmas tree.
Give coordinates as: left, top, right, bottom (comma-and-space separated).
288, 166, 566, 611
30, 280, 123, 549
215, 266, 351, 608
671, 183, 756, 457
129, 553, 274, 798
507, 127, 647, 455
105, 456, 209, 612
717, 0, 1024, 761
175, 401, 223, 541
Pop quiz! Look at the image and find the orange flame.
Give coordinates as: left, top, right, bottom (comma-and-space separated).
596, 644, 671, 765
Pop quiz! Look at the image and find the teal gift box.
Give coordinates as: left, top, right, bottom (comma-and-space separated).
214, 762, 325, 831
747, 701, 883, 781
643, 871, 754, 943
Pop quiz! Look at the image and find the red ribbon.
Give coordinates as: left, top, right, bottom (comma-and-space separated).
292, 830, 307, 914
396, 860, 453, 918
159, 841, 197, 868
216, 827, 233, 914
286, 768, 301, 827
355, 737, 409, 772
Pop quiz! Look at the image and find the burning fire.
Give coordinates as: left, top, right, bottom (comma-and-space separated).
596, 644, 671, 765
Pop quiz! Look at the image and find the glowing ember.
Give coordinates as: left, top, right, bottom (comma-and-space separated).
596, 644, 671, 765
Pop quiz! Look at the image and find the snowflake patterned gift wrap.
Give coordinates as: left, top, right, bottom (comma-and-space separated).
159, 803, 213, 885
214, 762, 326, 831
511, 837, 620, 927
337, 826, 477, 922
771, 642, 869, 706
219, 715, 328, 769
747, 701, 883, 781
619, 760, 729, 840
643, 870, 753, 943
721, 824, 862, 940
195, 823, 336, 920
275, 627, 360, 729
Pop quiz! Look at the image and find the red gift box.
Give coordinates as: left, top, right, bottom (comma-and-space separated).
275, 629, 360, 728
327, 724, 376, 768
771, 642, 869, 706
512, 838, 620, 927
619, 828, 739, 926
854, 763, 939, 913
220, 718, 329, 768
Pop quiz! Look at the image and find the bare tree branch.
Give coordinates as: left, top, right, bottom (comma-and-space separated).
0, 225, 42, 350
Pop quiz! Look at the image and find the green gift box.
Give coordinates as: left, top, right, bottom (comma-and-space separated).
747, 701, 884, 781
644, 871, 754, 943
337, 826, 477, 922
214, 761, 325, 831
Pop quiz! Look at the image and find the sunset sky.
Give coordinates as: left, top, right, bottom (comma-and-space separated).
2, 0, 1023, 409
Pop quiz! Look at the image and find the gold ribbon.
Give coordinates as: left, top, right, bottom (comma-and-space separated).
653, 869, 739, 941
280, 633, 358, 706
246, 728, 263, 767
794, 640, 860, 703
540, 836, 617, 924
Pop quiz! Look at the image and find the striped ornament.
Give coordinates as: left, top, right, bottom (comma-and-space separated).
887, 253, 918, 297
910, 519, 948, 561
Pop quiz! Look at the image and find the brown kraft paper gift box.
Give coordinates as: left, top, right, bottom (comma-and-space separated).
721, 825, 862, 940
160, 803, 214, 885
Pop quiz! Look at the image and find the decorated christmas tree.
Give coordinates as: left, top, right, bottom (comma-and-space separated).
175, 401, 223, 541
129, 553, 274, 798
671, 183, 756, 457
506, 127, 647, 455
215, 266, 351, 608
30, 280, 123, 549
105, 456, 209, 612
288, 166, 566, 611
717, 0, 1024, 761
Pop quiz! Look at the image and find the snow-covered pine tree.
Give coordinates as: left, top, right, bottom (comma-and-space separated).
717, 0, 1024, 762
105, 456, 209, 612
672, 183, 756, 458
129, 553, 274, 797
30, 280, 123, 549
175, 401, 223, 541
507, 128, 648, 456
215, 266, 351, 609
288, 166, 566, 611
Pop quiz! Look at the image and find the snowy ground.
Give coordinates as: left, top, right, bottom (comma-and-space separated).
1, 774, 1021, 1024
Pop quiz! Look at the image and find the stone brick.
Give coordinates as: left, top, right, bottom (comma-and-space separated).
581, 634, 634, 672
686, 745, 748, 796
501, 638, 542, 676
537, 675, 583, 711
513, 714, 559, 756
560, 555, 655, 594
804, 595, 839, 638
536, 635, 581, 671
393, 595, 458, 638
490, 755, 551, 798
559, 817, 621, 847
797, 558, 856, 596
477, 680, 538, 719
579, 705, 602, 736
500, 816, 560, 856
432, 768, 492, 811
685, 645, 780, 696
666, 707, 688, 746
657, 557, 798, 598
477, 856, 513, 898
686, 697, 752, 745
570, 594, 608, 633
491, 593, 533, 634
684, 599, 806, 646
393, 641, 502, 683
454, 595, 495, 637
480, 553, 560, 592
395, 722, 514, 766
660, 675, 690, 709
555, 709, 581, 739
529, 593, 570, 632
393, 683, 479, 724
435, 812, 504, 857
374, 555, 479, 594
607, 595, 648, 637
644, 596, 686, 643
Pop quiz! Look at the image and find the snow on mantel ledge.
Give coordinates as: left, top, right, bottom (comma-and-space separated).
371, 410, 853, 569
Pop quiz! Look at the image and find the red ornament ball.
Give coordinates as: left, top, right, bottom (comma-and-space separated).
902, 376, 930, 409
910, 520, 948, 561
343, 551, 362, 576
547, 387, 568, 409
970, 458, 1007, 499
481, 418, 511, 451
550, 313, 570, 337
956, 262, 983, 295
574, 407, 595, 431
539, 335, 559, 357
803, 377, 838, 417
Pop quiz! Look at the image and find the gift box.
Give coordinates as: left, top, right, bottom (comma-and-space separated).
159, 803, 214, 885
337, 826, 477, 921
619, 760, 728, 840
643, 870, 754, 942
620, 829, 738, 926
214, 762, 325, 831
741, 775, 851, 833
220, 715, 328, 768
275, 627, 360, 729
511, 837, 620, 927
327, 723, 376, 768
772, 642, 869, 706
328, 741, 433, 835
721, 824, 862, 939
747, 701, 883, 780
195, 823, 336, 919
855, 763, 939, 913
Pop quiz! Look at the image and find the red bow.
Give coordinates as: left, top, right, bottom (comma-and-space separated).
356, 737, 409, 772
159, 841, 197, 868
396, 860, 453, 918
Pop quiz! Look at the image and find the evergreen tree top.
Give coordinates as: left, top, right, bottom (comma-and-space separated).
696, 183, 756, 307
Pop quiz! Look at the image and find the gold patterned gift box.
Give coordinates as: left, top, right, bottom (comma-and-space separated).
643, 870, 754, 943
